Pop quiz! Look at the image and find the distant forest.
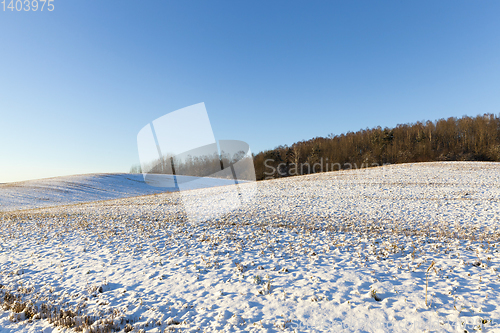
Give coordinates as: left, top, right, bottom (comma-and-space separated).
131, 114, 500, 181
253, 113, 500, 180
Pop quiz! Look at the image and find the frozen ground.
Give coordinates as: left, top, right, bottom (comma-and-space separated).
1, 162, 500, 332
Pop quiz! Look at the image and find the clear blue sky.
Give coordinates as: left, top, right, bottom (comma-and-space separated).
1, 1, 499, 183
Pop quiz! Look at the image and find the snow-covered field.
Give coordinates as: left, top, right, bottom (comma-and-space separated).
1, 162, 500, 332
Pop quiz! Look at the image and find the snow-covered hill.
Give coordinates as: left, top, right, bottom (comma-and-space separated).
0, 173, 236, 212
1, 162, 500, 332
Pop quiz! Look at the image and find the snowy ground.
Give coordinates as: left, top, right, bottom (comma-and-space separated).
1, 162, 500, 332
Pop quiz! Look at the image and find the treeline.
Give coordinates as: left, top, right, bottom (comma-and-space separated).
130, 150, 251, 179
135, 153, 223, 178
254, 113, 500, 180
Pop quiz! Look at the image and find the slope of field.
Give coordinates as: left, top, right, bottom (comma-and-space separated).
1, 162, 500, 332
0, 174, 236, 212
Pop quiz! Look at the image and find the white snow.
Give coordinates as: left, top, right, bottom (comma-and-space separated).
1, 162, 500, 332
